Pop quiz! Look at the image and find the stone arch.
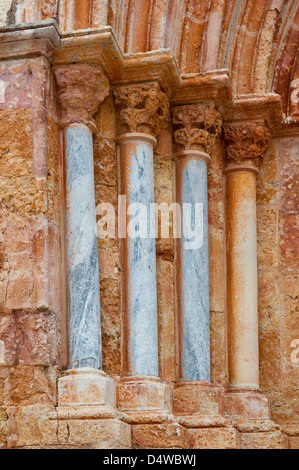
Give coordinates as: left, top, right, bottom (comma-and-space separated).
273, 5, 299, 118
9, 0, 299, 111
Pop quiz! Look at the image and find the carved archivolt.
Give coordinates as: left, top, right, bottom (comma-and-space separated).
113, 82, 169, 137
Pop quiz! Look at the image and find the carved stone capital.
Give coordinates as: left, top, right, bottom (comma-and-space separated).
113, 82, 169, 137
54, 63, 109, 130
172, 103, 222, 154
224, 121, 271, 169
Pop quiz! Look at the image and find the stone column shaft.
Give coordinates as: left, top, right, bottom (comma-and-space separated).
176, 152, 210, 381
114, 82, 169, 378
224, 121, 271, 389
54, 63, 109, 370
64, 123, 101, 368
226, 168, 259, 387
119, 132, 158, 376
173, 104, 222, 382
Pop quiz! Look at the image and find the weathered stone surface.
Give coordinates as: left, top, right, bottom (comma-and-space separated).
233, 419, 279, 433
210, 311, 226, 386
172, 103, 222, 153
58, 418, 131, 448
224, 121, 271, 168
58, 370, 116, 407
0, 406, 6, 449
11, 405, 57, 448
100, 278, 121, 375
0, 311, 59, 366
0, 58, 50, 111
4, 366, 57, 406
224, 391, 270, 420
155, 115, 172, 157
173, 382, 220, 416
0, 0, 298, 451
178, 414, 229, 428
114, 82, 169, 137
117, 378, 171, 412
289, 437, 299, 449
132, 422, 188, 449
1, 218, 61, 313
240, 431, 288, 449
156, 259, 175, 382
54, 63, 109, 128
0, 109, 33, 177
154, 156, 174, 257
189, 427, 238, 449
93, 98, 121, 376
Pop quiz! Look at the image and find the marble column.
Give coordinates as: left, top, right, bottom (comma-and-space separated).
114, 82, 172, 413
114, 82, 169, 378
172, 104, 222, 382
64, 123, 101, 369
224, 121, 271, 390
118, 132, 158, 376
54, 63, 109, 371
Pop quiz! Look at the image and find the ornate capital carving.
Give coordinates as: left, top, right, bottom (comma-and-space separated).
172, 103, 222, 154
224, 121, 271, 168
54, 64, 109, 129
113, 82, 169, 137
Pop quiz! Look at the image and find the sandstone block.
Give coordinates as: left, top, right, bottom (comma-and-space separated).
173, 382, 220, 416
58, 418, 131, 448
11, 405, 57, 448
58, 369, 116, 407
117, 378, 171, 412
224, 390, 270, 420
189, 427, 238, 449
240, 431, 288, 449
132, 421, 188, 449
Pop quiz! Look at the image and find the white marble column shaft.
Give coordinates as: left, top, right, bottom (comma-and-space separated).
119, 133, 159, 377
65, 123, 102, 370
176, 150, 211, 382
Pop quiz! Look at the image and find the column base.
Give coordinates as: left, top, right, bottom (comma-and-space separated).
224, 388, 270, 420
171, 381, 235, 448
117, 376, 185, 448
57, 368, 131, 448
172, 381, 222, 417
58, 368, 116, 407
117, 376, 171, 413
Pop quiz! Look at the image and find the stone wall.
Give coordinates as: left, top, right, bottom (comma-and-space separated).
0, 55, 64, 448
0, 1, 298, 449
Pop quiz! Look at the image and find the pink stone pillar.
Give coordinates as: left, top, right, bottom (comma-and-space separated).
224, 121, 271, 390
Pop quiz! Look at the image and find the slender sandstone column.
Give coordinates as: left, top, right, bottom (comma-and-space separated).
54, 64, 109, 370
172, 104, 222, 382
224, 121, 271, 389
114, 82, 169, 377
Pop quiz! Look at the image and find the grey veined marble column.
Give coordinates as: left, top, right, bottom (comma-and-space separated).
114, 82, 169, 378
172, 103, 222, 382
119, 133, 159, 376
64, 123, 102, 369
54, 63, 109, 371
176, 150, 211, 381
